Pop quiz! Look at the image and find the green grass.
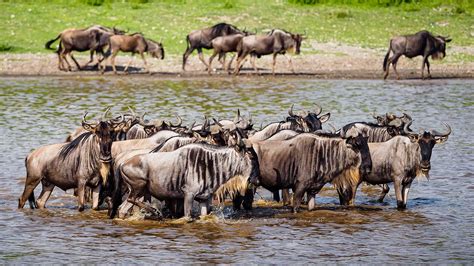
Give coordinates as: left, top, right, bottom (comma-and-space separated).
0, 0, 472, 56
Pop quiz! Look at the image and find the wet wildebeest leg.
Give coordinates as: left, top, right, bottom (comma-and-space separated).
69, 53, 82, 70
118, 196, 134, 219
198, 197, 212, 216
292, 183, 307, 213
402, 183, 411, 208
281, 189, 291, 206
36, 181, 55, 209
197, 48, 209, 70
140, 52, 149, 73
272, 191, 280, 202
165, 199, 184, 218
76, 180, 87, 211
393, 177, 405, 210
184, 192, 196, 218
91, 185, 101, 210
18, 175, 41, 209
378, 184, 390, 202
307, 192, 316, 211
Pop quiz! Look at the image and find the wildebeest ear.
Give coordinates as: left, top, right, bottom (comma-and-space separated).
144, 125, 155, 136
435, 136, 448, 144
319, 113, 330, 123
82, 122, 96, 133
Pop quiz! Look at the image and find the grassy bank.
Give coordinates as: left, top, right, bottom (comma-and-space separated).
0, 0, 472, 56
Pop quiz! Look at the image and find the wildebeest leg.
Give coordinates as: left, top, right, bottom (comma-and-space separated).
251, 55, 259, 75
118, 195, 134, 219
182, 46, 194, 71
272, 53, 278, 75
140, 52, 149, 74
91, 185, 101, 210
197, 48, 209, 70
69, 53, 82, 71
292, 184, 307, 213
198, 197, 211, 216
111, 50, 119, 74
226, 54, 236, 73
284, 54, 295, 73
61, 53, 73, 72
83, 50, 94, 67
77, 181, 87, 211
18, 175, 41, 209
272, 190, 281, 202
208, 51, 218, 74
233, 53, 246, 75
422, 56, 431, 79
378, 184, 390, 202
165, 199, 184, 218
391, 54, 402, 80
123, 54, 135, 73
401, 183, 411, 208
184, 192, 195, 218
36, 181, 55, 209
307, 192, 316, 211
393, 178, 405, 210
281, 189, 291, 206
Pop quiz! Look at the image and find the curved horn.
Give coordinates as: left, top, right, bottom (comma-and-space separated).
82, 112, 99, 129
233, 109, 241, 123
138, 112, 154, 127
314, 103, 322, 116
371, 110, 378, 120
170, 115, 183, 127
431, 123, 452, 138
212, 118, 224, 128
248, 111, 252, 125
101, 106, 112, 121
288, 104, 295, 117
403, 120, 418, 137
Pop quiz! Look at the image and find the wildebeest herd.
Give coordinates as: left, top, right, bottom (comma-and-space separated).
45, 23, 451, 79
18, 105, 451, 221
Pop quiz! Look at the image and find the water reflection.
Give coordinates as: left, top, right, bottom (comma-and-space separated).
0, 77, 473, 263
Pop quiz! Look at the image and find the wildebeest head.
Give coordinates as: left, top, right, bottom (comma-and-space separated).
432, 35, 451, 60
287, 104, 330, 132
341, 126, 372, 177
146, 39, 165, 60
404, 121, 451, 177
138, 114, 182, 136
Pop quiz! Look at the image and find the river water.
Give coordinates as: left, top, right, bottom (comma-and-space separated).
0, 77, 473, 263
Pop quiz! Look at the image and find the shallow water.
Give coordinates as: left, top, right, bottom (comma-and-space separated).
1, 77, 473, 263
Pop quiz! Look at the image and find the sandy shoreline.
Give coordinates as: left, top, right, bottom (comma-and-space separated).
1, 43, 473, 79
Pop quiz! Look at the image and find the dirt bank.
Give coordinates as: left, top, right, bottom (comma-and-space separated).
1, 43, 473, 79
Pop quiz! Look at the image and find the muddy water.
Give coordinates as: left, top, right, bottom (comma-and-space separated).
1, 77, 473, 263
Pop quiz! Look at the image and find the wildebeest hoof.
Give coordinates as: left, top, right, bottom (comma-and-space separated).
78, 206, 85, 212
396, 201, 406, 210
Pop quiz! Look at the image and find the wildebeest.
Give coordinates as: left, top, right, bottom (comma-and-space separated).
234, 29, 304, 75
336, 122, 451, 209
126, 115, 185, 139
383, 30, 452, 80
208, 32, 252, 74
100, 33, 164, 74
18, 111, 125, 211
182, 23, 244, 71
117, 141, 260, 219
250, 127, 372, 212
45, 25, 124, 71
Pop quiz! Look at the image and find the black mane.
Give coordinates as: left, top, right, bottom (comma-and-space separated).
59, 132, 93, 160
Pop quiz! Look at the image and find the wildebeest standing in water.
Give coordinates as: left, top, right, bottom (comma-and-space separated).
45, 25, 124, 71
182, 23, 244, 71
100, 33, 164, 74
251, 128, 372, 213
383, 30, 451, 80
234, 29, 304, 75
117, 142, 260, 219
18, 110, 126, 212
336, 122, 451, 209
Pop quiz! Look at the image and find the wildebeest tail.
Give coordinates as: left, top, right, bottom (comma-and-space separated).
45, 34, 61, 50
383, 40, 391, 71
